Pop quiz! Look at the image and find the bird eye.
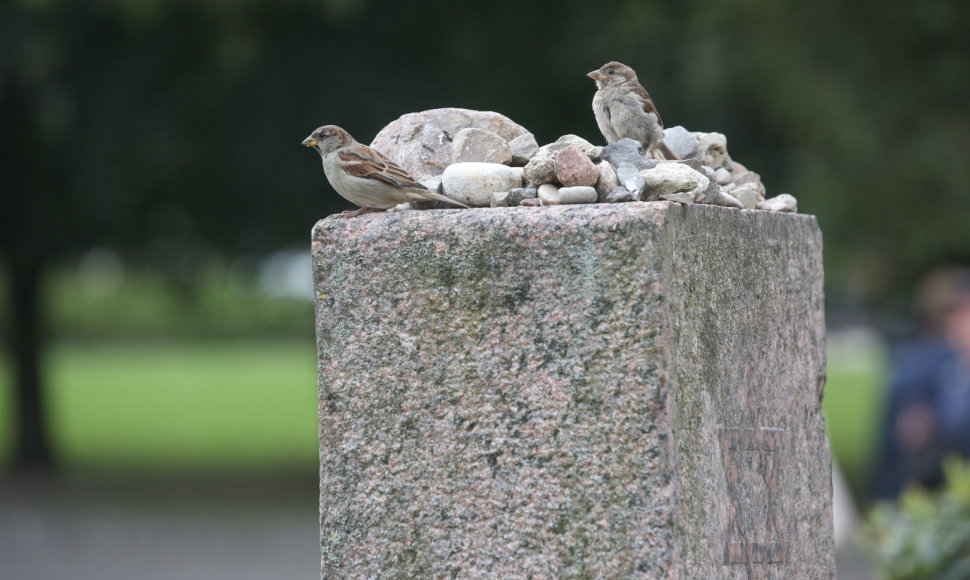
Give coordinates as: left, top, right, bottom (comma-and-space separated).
607, 69, 615, 75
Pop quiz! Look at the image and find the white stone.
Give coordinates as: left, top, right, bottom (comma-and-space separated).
713, 191, 744, 209
537, 183, 560, 205
558, 186, 598, 204
693, 131, 730, 169
758, 193, 798, 213
715, 168, 732, 186
594, 161, 619, 202
491, 191, 510, 208
642, 163, 710, 203
442, 162, 523, 207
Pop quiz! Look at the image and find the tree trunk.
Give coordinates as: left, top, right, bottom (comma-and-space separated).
7, 261, 54, 473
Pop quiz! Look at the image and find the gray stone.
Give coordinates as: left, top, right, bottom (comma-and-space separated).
490, 191, 510, 208
715, 167, 732, 186
616, 163, 646, 198
759, 193, 798, 213
693, 131, 730, 169
555, 146, 599, 187
642, 163, 711, 203
370, 108, 529, 177
664, 125, 699, 159
594, 161, 619, 202
557, 186, 598, 204
508, 132, 539, 166
313, 203, 834, 579
732, 183, 764, 210
451, 128, 513, 165
441, 162, 523, 206
537, 183, 560, 205
508, 187, 537, 206
601, 138, 654, 171
606, 188, 635, 203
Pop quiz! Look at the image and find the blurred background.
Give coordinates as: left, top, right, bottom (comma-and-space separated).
2, 0, 968, 578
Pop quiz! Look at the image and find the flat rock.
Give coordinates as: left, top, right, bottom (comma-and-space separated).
555, 146, 599, 187
452, 128, 513, 165
441, 162, 523, 207
371, 108, 528, 177
313, 203, 834, 578
616, 163, 646, 198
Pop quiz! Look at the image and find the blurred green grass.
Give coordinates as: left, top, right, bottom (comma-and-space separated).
824, 333, 888, 495
0, 341, 318, 474
0, 333, 888, 488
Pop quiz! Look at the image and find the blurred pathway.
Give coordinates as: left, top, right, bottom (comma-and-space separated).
0, 475, 319, 580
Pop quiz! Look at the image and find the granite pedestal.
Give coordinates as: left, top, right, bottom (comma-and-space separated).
312, 202, 834, 579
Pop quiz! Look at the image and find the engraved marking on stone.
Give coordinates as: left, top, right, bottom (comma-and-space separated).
718, 423, 789, 570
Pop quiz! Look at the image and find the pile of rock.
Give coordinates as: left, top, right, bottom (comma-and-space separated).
370, 108, 797, 213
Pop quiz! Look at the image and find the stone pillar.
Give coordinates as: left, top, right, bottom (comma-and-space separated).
312, 202, 834, 579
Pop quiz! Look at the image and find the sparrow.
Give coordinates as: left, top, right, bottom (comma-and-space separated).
587, 61, 678, 160
302, 125, 468, 217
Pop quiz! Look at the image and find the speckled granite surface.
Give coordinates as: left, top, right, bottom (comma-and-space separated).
312, 202, 834, 579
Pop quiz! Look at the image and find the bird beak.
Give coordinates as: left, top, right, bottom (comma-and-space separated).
587, 70, 607, 81
302, 136, 318, 147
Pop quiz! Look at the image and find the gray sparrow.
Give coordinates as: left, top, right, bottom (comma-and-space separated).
588, 61, 678, 160
302, 125, 468, 217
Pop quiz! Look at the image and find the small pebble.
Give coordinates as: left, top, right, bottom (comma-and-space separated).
558, 186, 598, 204
491, 191, 510, 208
606, 188, 635, 203
537, 183, 560, 205
509, 187, 537, 205
519, 198, 542, 207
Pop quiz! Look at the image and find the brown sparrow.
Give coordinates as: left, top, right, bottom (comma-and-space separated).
302, 125, 468, 217
587, 61, 678, 160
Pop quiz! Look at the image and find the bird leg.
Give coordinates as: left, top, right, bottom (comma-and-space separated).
336, 207, 381, 219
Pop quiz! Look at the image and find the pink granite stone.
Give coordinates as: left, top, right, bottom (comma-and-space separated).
554, 145, 599, 187
312, 202, 834, 579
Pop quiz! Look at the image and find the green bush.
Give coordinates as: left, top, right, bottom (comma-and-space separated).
861, 457, 970, 580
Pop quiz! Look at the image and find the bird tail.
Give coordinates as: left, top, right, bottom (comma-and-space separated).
413, 188, 471, 209
658, 141, 679, 160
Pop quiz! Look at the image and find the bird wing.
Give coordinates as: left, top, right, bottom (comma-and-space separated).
633, 84, 664, 127
338, 146, 427, 189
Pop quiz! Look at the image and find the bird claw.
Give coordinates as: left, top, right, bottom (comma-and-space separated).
336, 207, 380, 219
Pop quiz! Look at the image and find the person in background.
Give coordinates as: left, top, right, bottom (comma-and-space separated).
876, 266, 970, 499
